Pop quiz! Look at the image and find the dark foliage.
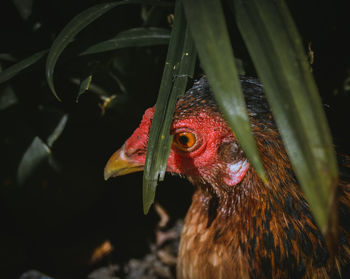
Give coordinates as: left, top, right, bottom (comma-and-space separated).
0, 0, 349, 278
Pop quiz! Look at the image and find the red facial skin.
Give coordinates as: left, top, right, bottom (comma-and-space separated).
123, 107, 154, 161
123, 106, 249, 186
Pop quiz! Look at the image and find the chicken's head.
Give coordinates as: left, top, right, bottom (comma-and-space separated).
104, 77, 271, 190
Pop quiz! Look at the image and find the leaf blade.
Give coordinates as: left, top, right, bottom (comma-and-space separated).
183, 0, 267, 182
76, 75, 92, 103
142, 0, 197, 214
45, 0, 172, 100
233, 0, 338, 232
17, 137, 51, 185
0, 50, 48, 84
81, 27, 170, 55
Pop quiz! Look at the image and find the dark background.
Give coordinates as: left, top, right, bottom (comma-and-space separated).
0, 0, 349, 278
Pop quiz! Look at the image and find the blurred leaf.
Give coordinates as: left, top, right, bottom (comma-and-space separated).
17, 137, 51, 185
0, 50, 48, 84
81, 27, 170, 55
17, 112, 68, 184
233, 0, 338, 233
182, 0, 267, 183
76, 75, 92, 103
45, 0, 173, 101
143, 0, 196, 214
141, 5, 166, 26
109, 72, 127, 94
0, 53, 16, 62
13, 0, 34, 20
235, 58, 245, 75
48, 153, 62, 174
46, 114, 69, 147
0, 86, 18, 111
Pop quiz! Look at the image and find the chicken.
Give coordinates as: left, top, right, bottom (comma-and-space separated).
104, 76, 350, 279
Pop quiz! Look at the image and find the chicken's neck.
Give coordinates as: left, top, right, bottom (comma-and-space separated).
177, 163, 334, 279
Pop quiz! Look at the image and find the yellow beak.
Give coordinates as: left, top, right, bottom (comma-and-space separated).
104, 144, 144, 180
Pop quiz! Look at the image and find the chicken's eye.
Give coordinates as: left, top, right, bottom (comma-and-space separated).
174, 132, 196, 151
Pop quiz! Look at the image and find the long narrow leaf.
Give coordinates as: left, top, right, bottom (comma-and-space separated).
45, 0, 172, 101
0, 86, 18, 110
17, 137, 51, 185
0, 50, 48, 84
81, 27, 170, 55
143, 0, 196, 214
233, 0, 338, 233
76, 74, 93, 103
182, 0, 267, 183
46, 114, 69, 147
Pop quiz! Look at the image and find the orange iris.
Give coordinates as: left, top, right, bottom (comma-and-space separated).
174, 132, 196, 151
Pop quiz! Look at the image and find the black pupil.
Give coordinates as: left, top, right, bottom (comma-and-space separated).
179, 135, 189, 145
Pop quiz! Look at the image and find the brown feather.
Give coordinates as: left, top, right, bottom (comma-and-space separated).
105, 76, 350, 279
175, 77, 350, 279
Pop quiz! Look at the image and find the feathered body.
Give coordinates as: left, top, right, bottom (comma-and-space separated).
104, 77, 350, 279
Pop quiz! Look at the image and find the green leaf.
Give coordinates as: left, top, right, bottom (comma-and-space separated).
234, 58, 245, 75
81, 27, 170, 55
141, 5, 166, 26
0, 53, 16, 62
143, 0, 197, 214
182, 0, 267, 183
45, 0, 172, 101
233, 0, 338, 233
0, 86, 18, 111
17, 113, 68, 184
76, 75, 92, 103
0, 50, 48, 84
46, 114, 69, 147
13, 0, 34, 20
17, 137, 51, 185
